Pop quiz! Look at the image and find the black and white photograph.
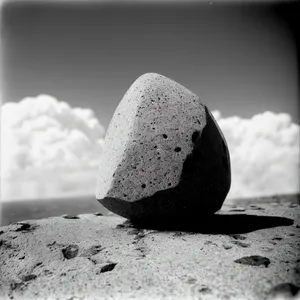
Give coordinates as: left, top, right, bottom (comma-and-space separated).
0, 0, 299, 299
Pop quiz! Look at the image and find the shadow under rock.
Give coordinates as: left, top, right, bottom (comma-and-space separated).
129, 213, 293, 234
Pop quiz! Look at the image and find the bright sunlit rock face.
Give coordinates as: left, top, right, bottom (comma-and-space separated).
1, 95, 105, 200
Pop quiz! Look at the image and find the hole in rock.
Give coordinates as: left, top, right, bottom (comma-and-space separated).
163, 134, 168, 139
100, 263, 117, 273
174, 147, 181, 152
192, 131, 200, 143
141, 184, 146, 189
23, 274, 37, 282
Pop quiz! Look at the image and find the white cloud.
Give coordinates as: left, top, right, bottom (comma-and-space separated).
1, 95, 105, 201
1, 94, 299, 202
212, 110, 300, 201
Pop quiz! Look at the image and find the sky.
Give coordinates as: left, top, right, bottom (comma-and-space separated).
1, 0, 299, 129
0, 0, 299, 202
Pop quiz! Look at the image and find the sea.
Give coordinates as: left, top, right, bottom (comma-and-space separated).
0, 195, 110, 227
1, 193, 299, 227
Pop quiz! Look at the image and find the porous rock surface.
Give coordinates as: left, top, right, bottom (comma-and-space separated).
96, 73, 231, 220
0, 199, 299, 300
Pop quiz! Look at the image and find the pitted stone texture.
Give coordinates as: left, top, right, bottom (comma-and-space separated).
97, 73, 206, 200
96, 73, 231, 220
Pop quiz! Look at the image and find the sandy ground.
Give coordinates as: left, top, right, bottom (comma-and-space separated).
0, 200, 299, 300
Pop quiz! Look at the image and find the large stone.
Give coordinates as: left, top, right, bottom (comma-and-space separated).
96, 73, 231, 221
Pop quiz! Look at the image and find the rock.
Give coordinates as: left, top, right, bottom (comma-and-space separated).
222, 243, 233, 250
231, 240, 251, 248
98, 262, 117, 274
62, 214, 80, 219
96, 73, 231, 221
266, 283, 300, 299
234, 255, 271, 267
61, 245, 79, 259
229, 234, 247, 240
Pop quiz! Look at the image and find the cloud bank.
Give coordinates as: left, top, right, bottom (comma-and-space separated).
1, 95, 105, 200
1, 94, 299, 201
212, 110, 300, 201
